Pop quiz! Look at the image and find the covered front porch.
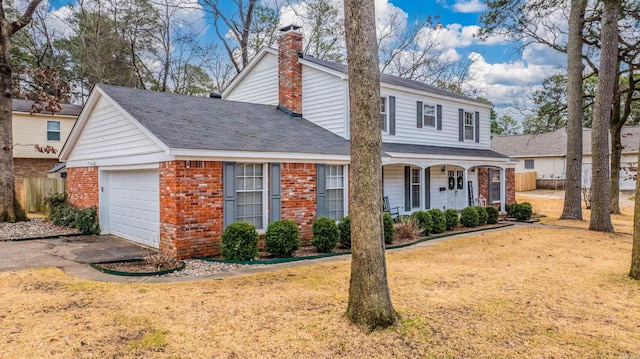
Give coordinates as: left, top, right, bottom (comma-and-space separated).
381, 146, 515, 215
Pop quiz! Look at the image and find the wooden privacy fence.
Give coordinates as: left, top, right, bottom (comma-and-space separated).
17, 177, 66, 214
515, 172, 537, 191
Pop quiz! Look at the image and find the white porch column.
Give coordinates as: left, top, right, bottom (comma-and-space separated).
463, 168, 468, 207
500, 168, 506, 212
419, 167, 426, 210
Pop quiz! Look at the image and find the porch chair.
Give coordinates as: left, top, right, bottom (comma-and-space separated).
383, 196, 400, 220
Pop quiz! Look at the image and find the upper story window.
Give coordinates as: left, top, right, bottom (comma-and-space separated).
464, 111, 474, 141
423, 104, 436, 127
235, 163, 264, 229
380, 97, 388, 133
47, 121, 61, 141
525, 159, 535, 169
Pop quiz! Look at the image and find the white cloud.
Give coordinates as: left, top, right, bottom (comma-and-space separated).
452, 0, 487, 13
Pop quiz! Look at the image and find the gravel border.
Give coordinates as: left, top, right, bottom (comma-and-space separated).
0, 218, 79, 241
160, 259, 261, 277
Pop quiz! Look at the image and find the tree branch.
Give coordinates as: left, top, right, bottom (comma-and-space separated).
10, 0, 43, 36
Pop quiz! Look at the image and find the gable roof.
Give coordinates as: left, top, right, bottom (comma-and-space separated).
12, 98, 83, 117
299, 55, 491, 106
491, 127, 640, 157
96, 84, 351, 155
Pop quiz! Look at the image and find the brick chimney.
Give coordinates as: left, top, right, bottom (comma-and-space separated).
278, 25, 303, 117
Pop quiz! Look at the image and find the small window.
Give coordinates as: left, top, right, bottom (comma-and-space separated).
380, 97, 388, 133
525, 159, 534, 169
47, 121, 61, 141
411, 168, 420, 209
423, 104, 436, 127
326, 165, 344, 220
235, 163, 264, 228
464, 112, 474, 141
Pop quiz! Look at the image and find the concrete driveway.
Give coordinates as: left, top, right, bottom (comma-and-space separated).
0, 235, 152, 281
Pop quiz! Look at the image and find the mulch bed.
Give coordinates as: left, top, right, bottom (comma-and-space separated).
96, 261, 175, 273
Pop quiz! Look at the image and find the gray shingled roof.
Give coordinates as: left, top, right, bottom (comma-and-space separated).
97, 84, 351, 155
300, 54, 490, 106
491, 127, 640, 157
12, 98, 83, 116
383, 142, 509, 159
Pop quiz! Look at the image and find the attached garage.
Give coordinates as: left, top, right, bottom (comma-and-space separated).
101, 170, 160, 248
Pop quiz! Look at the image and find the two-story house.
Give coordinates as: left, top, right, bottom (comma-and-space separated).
60, 26, 514, 259
12, 99, 82, 183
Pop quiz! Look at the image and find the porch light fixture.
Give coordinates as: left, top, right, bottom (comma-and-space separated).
441, 165, 446, 172
471, 168, 475, 173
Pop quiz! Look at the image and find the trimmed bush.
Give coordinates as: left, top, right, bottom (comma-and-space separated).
505, 203, 515, 217
383, 213, 394, 245
460, 206, 479, 227
265, 219, 300, 257
221, 222, 259, 260
45, 194, 101, 235
411, 210, 432, 236
444, 209, 459, 230
312, 217, 339, 252
486, 206, 500, 224
512, 202, 533, 221
428, 209, 446, 234
475, 206, 488, 225
338, 215, 351, 249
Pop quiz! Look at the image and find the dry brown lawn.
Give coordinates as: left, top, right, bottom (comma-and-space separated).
1, 197, 639, 358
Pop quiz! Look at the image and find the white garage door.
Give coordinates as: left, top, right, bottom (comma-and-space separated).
105, 170, 160, 248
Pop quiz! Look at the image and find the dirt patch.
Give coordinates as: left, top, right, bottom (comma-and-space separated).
96, 261, 180, 274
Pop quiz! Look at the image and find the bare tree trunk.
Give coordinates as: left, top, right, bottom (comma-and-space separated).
0, 18, 18, 222
344, 0, 397, 330
589, 0, 618, 233
561, 0, 587, 220
610, 111, 622, 215
631, 143, 640, 279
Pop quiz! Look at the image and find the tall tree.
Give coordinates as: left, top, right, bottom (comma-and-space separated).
631, 143, 640, 279
343, 0, 397, 329
1, 0, 43, 222
589, 0, 619, 232
561, 0, 587, 220
492, 114, 520, 135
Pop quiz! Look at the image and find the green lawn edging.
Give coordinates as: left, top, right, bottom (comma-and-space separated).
90, 258, 186, 277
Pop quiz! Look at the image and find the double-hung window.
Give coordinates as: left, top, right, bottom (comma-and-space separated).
235, 163, 264, 228
411, 168, 420, 209
423, 104, 436, 127
380, 97, 388, 133
464, 111, 474, 141
47, 121, 61, 141
326, 165, 344, 220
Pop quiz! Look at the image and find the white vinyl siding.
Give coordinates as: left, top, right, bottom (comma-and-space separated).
380, 86, 492, 149
224, 53, 279, 105
66, 96, 164, 161
302, 65, 347, 137
12, 113, 76, 159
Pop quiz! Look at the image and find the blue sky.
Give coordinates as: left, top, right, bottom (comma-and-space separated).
45, 0, 566, 117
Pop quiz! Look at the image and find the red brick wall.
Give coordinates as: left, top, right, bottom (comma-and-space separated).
477, 167, 489, 206
159, 161, 223, 259
67, 166, 99, 208
506, 168, 515, 204
13, 158, 59, 183
280, 163, 317, 244
278, 29, 303, 115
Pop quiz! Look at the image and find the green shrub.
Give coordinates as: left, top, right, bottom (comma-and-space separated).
265, 219, 300, 257
444, 209, 459, 230
312, 217, 339, 252
512, 202, 533, 221
428, 209, 446, 234
411, 210, 432, 236
338, 215, 351, 249
505, 203, 515, 217
45, 194, 101, 235
485, 206, 500, 224
383, 213, 394, 245
221, 222, 259, 260
475, 206, 488, 225
460, 206, 479, 227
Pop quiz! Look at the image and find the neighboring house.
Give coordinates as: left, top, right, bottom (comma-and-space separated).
61, 25, 515, 259
12, 99, 82, 185
491, 127, 640, 190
